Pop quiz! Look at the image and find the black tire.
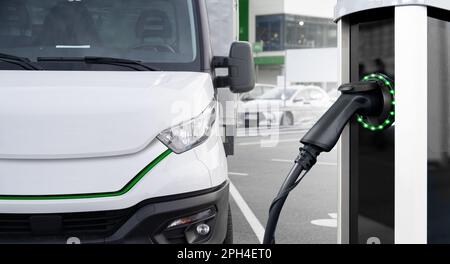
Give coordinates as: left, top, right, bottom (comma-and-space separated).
223, 205, 233, 244
280, 112, 294, 126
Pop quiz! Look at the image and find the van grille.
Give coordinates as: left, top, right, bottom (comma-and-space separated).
0, 208, 134, 238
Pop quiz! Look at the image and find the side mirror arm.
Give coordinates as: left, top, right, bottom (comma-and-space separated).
212, 56, 230, 88
212, 56, 241, 88
212, 56, 229, 68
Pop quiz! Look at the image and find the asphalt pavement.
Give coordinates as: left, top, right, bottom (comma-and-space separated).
227, 127, 338, 244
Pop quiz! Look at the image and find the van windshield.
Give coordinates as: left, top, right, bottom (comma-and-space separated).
0, 0, 198, 70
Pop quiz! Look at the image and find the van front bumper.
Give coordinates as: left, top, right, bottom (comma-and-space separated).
0, 182, 229, 244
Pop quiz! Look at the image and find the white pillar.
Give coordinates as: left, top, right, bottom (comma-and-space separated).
395, 5, 428, 244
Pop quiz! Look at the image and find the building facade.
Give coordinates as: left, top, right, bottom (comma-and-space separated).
239, 0, 337, 85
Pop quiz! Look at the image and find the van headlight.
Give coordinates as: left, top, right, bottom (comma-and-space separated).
157, 100, 217, 154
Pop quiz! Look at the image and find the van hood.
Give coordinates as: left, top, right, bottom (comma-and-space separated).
0, 71, 214, 159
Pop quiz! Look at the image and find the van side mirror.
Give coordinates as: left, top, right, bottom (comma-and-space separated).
212, 42, 255, 93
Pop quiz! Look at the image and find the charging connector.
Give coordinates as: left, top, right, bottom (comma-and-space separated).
263, 75, 395, 244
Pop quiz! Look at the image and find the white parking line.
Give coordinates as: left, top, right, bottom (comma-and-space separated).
229, 181, 265, 243
271, 159, 337, 166
228, 172, 249, 176
311, 213, 338, 228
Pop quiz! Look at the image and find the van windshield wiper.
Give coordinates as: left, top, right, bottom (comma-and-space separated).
0, 53, 42, 70
37, 56, 158, 71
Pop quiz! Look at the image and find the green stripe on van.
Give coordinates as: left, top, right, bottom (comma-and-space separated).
0, 149, 172, 200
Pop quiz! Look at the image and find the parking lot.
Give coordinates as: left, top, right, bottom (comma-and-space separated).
227, 127, 338, 244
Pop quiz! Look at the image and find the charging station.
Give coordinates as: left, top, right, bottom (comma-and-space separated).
335, 0, 450, 244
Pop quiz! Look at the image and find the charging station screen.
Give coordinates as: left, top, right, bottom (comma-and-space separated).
427, 10, 450, 244
349, 9, 395, 244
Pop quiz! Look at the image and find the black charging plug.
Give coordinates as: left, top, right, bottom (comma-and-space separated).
301, 80, 384, 152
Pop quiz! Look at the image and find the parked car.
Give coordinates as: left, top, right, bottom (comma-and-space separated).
239, 83, 276, 102
237, 84, 275, 123
238, 86, 332, 128
328, 88, 340, 102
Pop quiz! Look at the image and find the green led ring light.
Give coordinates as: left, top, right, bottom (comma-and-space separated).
357, 73, 395, 131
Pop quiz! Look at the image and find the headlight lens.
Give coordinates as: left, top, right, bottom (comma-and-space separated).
157, 100, 217, 154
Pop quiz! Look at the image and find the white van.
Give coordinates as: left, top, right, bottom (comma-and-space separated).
0, 0, 254, 244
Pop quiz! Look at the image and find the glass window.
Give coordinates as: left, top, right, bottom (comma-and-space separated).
285, 15, 337, 50
251, 86, 265, 97
256, 14, 336, 51
294, 90, 307, 100
0, 0, 197, 64
255, 15, 284, 51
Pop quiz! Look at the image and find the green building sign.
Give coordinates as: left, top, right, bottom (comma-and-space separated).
239, 0, 249, 41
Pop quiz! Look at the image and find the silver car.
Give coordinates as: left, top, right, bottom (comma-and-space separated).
238, 86, 333, 128
238, 83, 276, 102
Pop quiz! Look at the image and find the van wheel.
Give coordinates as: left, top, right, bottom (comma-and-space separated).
223, 205, 233, 244
280, 112, 294, 126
